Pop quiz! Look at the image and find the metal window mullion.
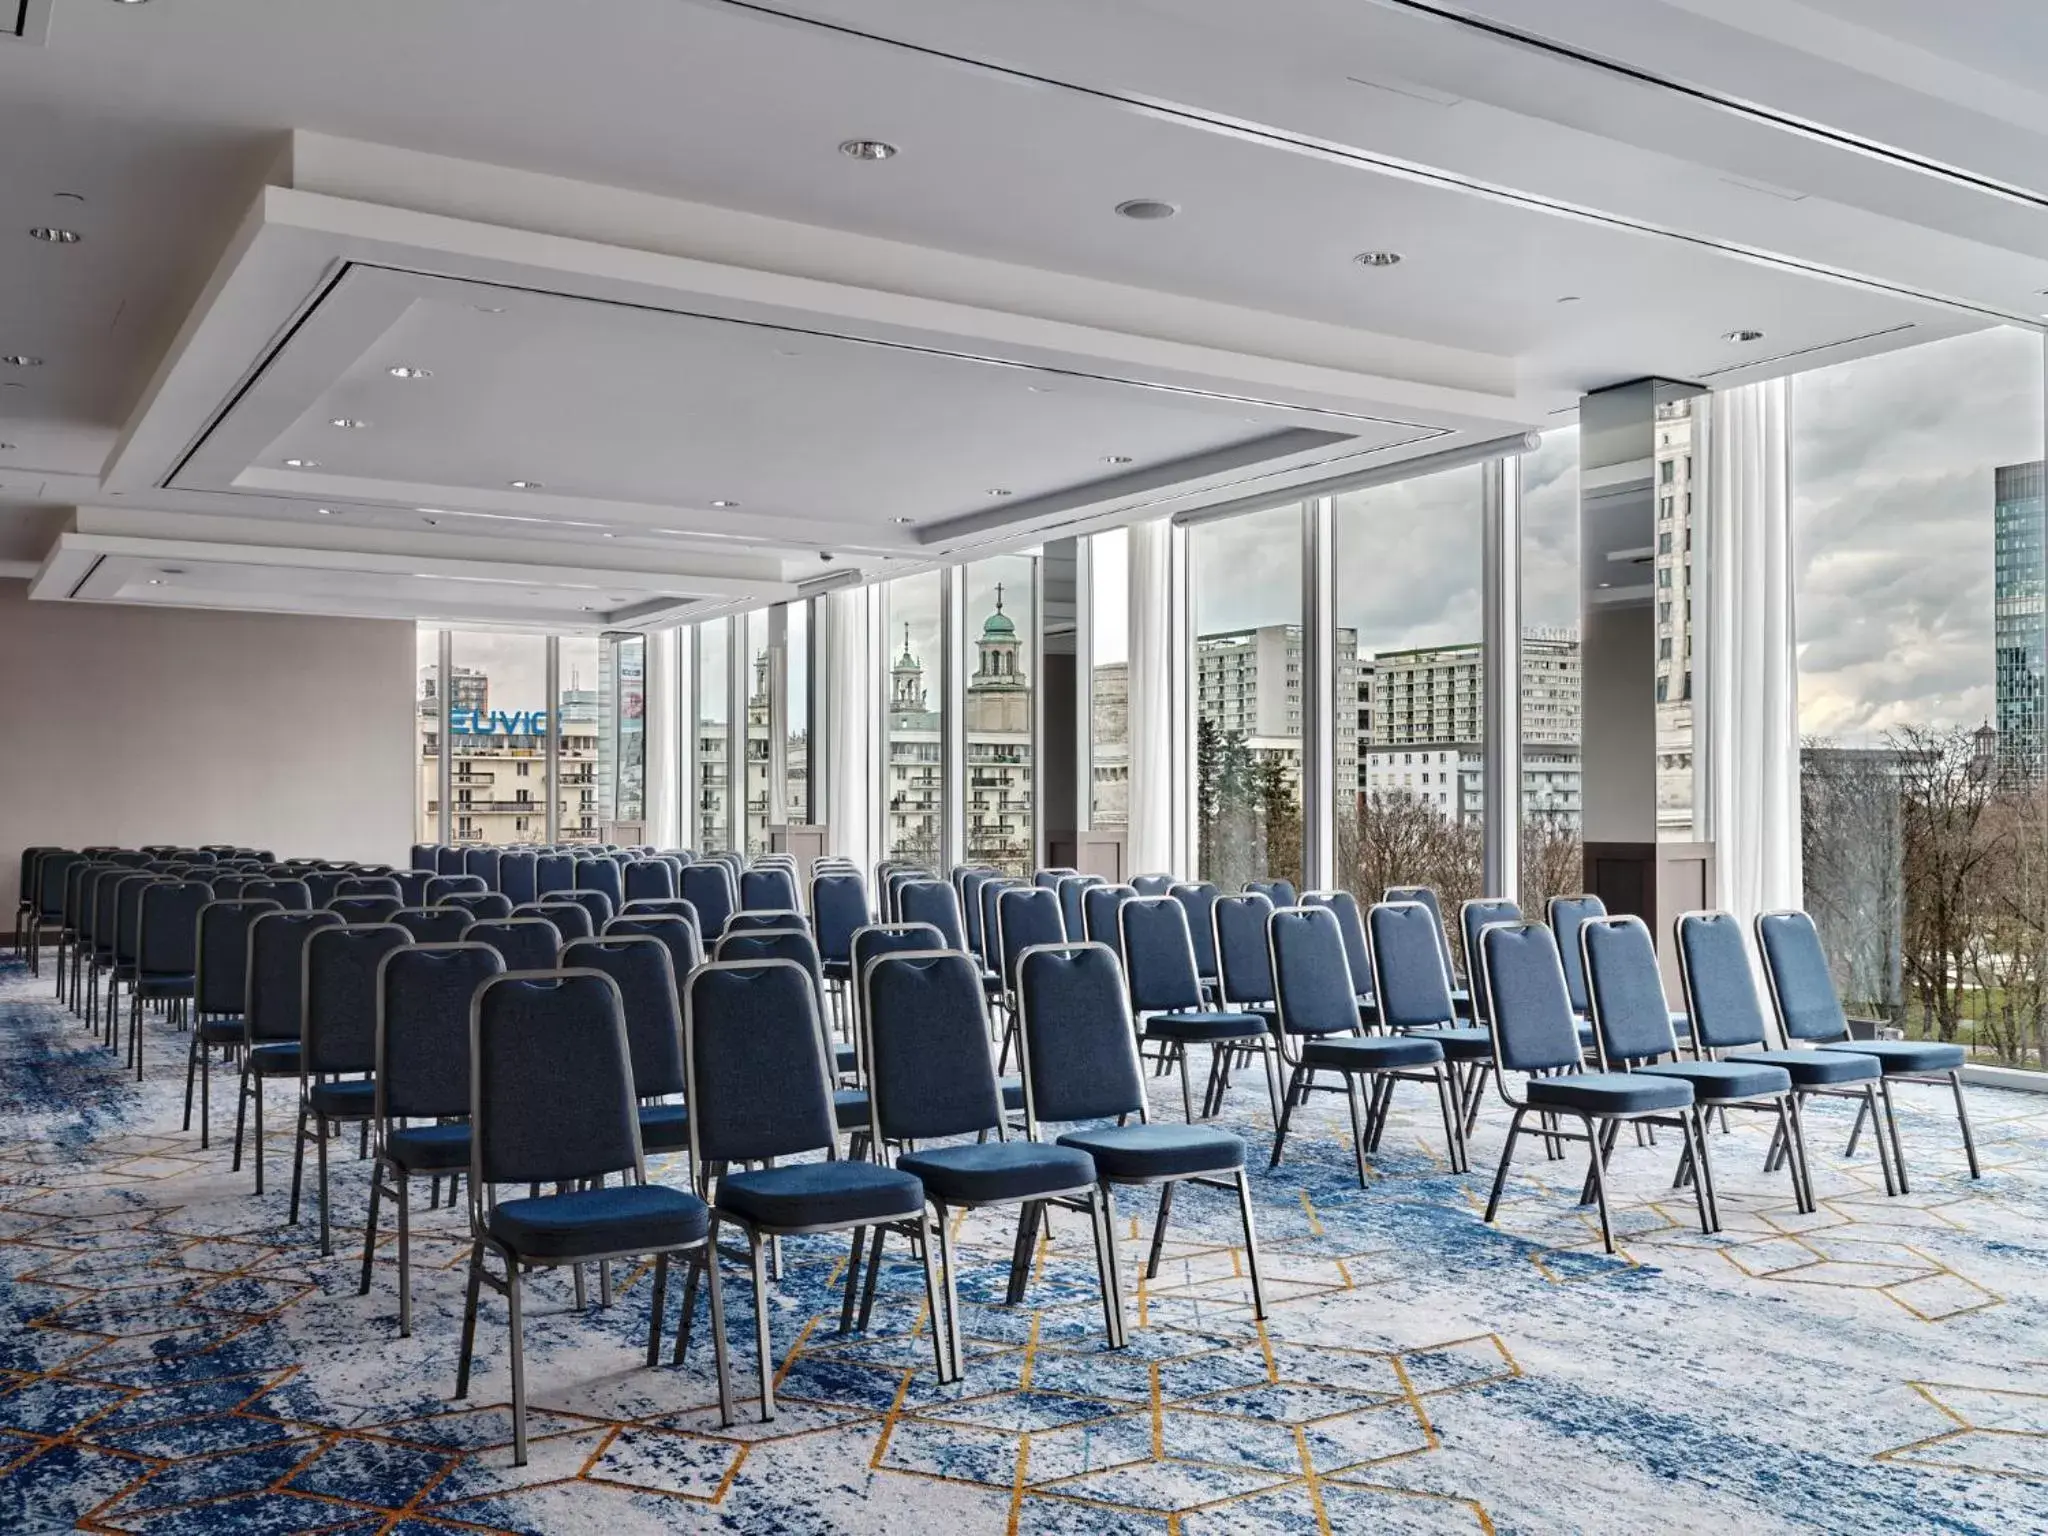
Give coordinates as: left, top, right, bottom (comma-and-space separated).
544, 635, 561, 843
1303, 496, 1337, 893
1482, 459, 1522, 898
1031, 553, 1048, 867
678, 625, 697, 852
1171, 520, 1194, 877
940, 566, 966, 872
436, 628, 452, 845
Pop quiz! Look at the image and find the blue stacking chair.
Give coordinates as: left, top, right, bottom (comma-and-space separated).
1119, 896, 1276, 1123
242, 877, 311, 910
534, 851, 576, 898
236, 909, 345, 1192
1368, 901, 1490, 1151
1130, 873, 1174, 898
898, 880, 967, 951
554, 888, 614, 931
1169, 882, 1223, 987
1546, 893, 1607, 1034
441, 891, 515, 923
129, 879, 209, 1081
606, 914, 704, 995
562, 935, 692, 1164
955, 868, 999, 957
1017, 943, 1266, 1338
681, 863, 736, 940
725, 908, 807, 936
410, 843, 440, 872
1384, 885, 1473, 1017
435, 846, 467, 876
529, 899, 595, 941
860, 949, 1109, 1382
1267, 906, 1460, 1181
811, 870, 869, 988
995, 886, 1067, 1069
685, 959, 929, 1423
976, 877, 1022, 983
1479, 921, 1699, 1252
294, 923, 412, 1252
498, 850, 538, 907
26, 850, 85, 978
1581, 915, 1805, 1228
576, 858, 626, 911
303, 870, 353, 909
337, 876, 404, 902
62, 861, 114, 1015
1458, 898, 1521, 1029
848, 923, 947, 1046
882, 869, 928, 923
425, 874, 487, 905
740, 866, 799, 913
622, 896, 702, 925
1081, 884, 1137, 951
361, 942, 504, 1335
83, 866, 128, 1033
394, 905, 472, 943
1056, 875, 1105, 941
464, 847, 502, 889
329, 895, 403, 926
1211, 893, 1285, 1121
1756, 909, 1979, 1191
455, 969, 722, 1463
624, 859, 676, 903
185, 897, 279, 1147
715, 926, 854, 1090
1246, 879, 1299, 909
109, 874, 164, 1058
393, 871, 432, 907
464, 916, 564, 974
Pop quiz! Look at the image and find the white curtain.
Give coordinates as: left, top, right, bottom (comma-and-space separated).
645, 627, 680, 849
824, 585, 874, 878
1708, 377, 1803, 924
1127, 517, 1181, 876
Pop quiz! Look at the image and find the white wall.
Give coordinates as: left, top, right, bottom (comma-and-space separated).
1, 584, 413, 911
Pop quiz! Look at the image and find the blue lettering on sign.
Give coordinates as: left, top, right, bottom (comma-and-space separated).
450, 708, 551, 736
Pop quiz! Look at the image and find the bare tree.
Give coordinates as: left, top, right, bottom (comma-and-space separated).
1890, 725, 1995, 1046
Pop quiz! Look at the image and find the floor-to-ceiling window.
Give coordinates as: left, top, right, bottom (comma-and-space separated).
556, 635, 600, 844
743, 609, 772, 855
1334, 469, 1485, 919
695, 619, 731, 852
1521, 430, 1584, 914
1088, 528, 1129, 830
415, 629, 442, 845
1793, 326, 2048, 1069
963, 552, 1037, 876
600, 633, 646, 835
785, 600, 810, 827
883, 572, 946, 870
1192, 504, 1305, 889
446, 631, 549, 845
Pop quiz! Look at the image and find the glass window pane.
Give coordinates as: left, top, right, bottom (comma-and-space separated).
1521, 430, 1583, 913
786, 601, 810, 826
601, 634, 646, 832
1334, 469, 1484, 917
557, 636, 600, 845
695, 620, 731, 852
1794, 326, 2047, 1069
744, 609, 771, 855
1193, 504, 1304, 888
884, 572, 945, 871
416, 628, 441, 845
447, 632, 548, 846
1089, 528, 1129, 829
965, 553, 1036, 876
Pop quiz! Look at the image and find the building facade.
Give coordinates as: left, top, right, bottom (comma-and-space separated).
1654, 398, 1700, 833
1995, 459, 2046, 783
416, 667, 600, 845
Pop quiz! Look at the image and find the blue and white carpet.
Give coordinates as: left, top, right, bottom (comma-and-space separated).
0, 958, 2042, 1533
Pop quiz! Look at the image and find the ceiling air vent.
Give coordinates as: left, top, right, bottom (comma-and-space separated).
3, 2, 52, 45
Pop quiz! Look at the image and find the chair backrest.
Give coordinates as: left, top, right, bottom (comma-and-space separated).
328, 894, 403, 926
497, 850, 538, 906
463, 847, 503, 888
622, 896, 702, 926
739, 866, 799, 913
1211, 892, 1278, 1009
1369, 900, 1457, 1031
410, 844, 440, 872
1301, 891, 1373, 999
1481, 921, 1583, 1074
470, 970, 642, 1189
36, 851, 85, 919
393, 905, 472, 944
1016, 942, 1145, 1127
1581, 915, 1679, 1067
623, 859, 676, 902
605, 914, 703, 992
862, 950, 1003, 1144
137, 880, 210, 975
393, 871, 432, 907
1170, 882, 1222, 979
725, 908, 808, 935
1247, 878, 1300, 909
883, 868, 928, 923
464, 917, 564, 974
997, 885, 1067, 993
1056, 874, 1105, 941
424, 874, 486, 905
534, 851, 577, 897
810, 872, 869, 965
897, 880, 966, 951
1674, 912, 1771, 1052
679, 863, 736, 938
196, 898, 281, 1016
1130, 873, 1174, 897
304, 923, 412, 1075
440, 891, 515, 923
957, 868, 997, 952
337, 876, 403, 901
1268, 906, 1362, 1038
713, 927, 825, 1008
850, 922, 947, 988
241, 877, 311, 910
247, 909, 345, 1044
1082, 884, 1137, 950
1755, 910, 1850, 1044
576, 858, 625, 907
207, 874, 248, 901
528, 899, 595, 941
977, 877, 1021, 972
302, 870, 353, 908
554, 888, 613, 929
377, 942, 504, 1120
1118, 896, 1205, 1014
61, 858, 96, 929
114, 874, 162, 966
435, 846, 468, 876
683, 959, 837, 1166
1459, 898, 1523, 1024
1546, 893, 1609, 1015
562, 935, 685, 1099
90, 867, 129, 950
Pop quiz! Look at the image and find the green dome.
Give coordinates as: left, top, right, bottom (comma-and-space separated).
981, 609, 1016, 638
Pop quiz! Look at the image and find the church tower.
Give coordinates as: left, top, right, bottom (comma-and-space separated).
966, 584, 1029, 733
890, 624, 928, 719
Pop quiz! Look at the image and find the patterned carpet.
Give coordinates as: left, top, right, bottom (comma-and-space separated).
0, 957, 2044, 1535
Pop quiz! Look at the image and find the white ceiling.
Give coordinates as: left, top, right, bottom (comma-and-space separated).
0, 0, 2043, 628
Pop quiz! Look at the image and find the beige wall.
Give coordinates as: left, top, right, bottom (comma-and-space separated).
1, 583, 413, 912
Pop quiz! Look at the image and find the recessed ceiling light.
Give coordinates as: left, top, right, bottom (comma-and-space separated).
1556, 295, 1582, 304
53, 192, 85, 203
1723, 329, 1765, 343
470, 305, 506, 314
329, 417, 368, 429
146, 578, 162, 585
1353, 250, 1403, 268
29, 228, 80, 244
1025, 384, 1054, 394
839, 139, 898, 161
386, 366, 433, 380
508, 479, 542, 489
601, 532, 616, 539
711, 499, 739, 509
159, 566, 185, 575
893, 516, 914, 525
1116, 199, 1178, 221
282, 458, 319, 468
1, 355, 42, 367
987, 488, 1013, 498
423, 516, 440, 526
1102, 454, 1134, 465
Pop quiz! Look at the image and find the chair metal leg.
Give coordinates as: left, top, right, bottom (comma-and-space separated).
253, 1074, 266, 1194
748, 1231, 776, 1421
646, 1252, 670, 1368
199, 1042, 214, 1151
1583, 1115, 1616, 1253
1098, 1182, 1128, 1347
1783, 1093, 1818, 1212
1365, 1074, 1397, 1153
856, 1223, 887, 1333
507, 1263, 530, 1467
316, 1115, 334, 1256
454, 1244, 484, 1399
1261, 1038, 1284, 1128
1344, 1075, 1370, 1186
1433, 1064, 1467, 1173
837, 1227, 866, 1334
396, 1173, 415, 1336
1233, 1168, 1267, 1320
1144, 1181, 1176, 1281
1949, 1070, 1982, 1179
1845, 1095, 1870, 1159
1175, 1045, 1196, 1124
183, 1035, 200, 1133
1769, 1098, 1808, 1216
703, 1220, 735, 1428
1269, 1063, 1306, 1169
1684, 1110, 1719, 1234
358, 1165, 383, 1298
1879, 1076, 1910, 1195
1484, 1107, 1525, 1224
289, 1103, 309, 1226
1857, 1085, 1897, 1197
931, 1207, 963, 1384
1085, 1186, 1122, 1350
1005, 1202, 1041, 1306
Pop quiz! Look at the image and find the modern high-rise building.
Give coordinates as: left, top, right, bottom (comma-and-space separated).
1194, 624, 1360, 786
1654, 398, 1700, 833
1995, 459, 2046, 782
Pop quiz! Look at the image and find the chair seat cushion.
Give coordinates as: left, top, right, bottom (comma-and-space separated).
309, 1078, 376, 1118
717, 1162, 923, 1230
1636, 1060, 1791, 1100
835, 1044, 858, 1076
834, 1088, 870, 1132
1820, 1039, 1968, 1074
1728, 1048, 1879, 1086
1408, 1026, 1493, 1061
247, 1042, 301, 1075
135, 972, 195, 998
197, 1018, 244, 1044
1056, 1122, 1244, 1180
388, 1122, 470, 1173
489, 1184, 709, 1260
899, 1142, 1096, 1205
820, 958, 852, 982
1302, 1035, 1445, 1071
638, 1102, 691, 1153
1000, 1077, 1025, 1113
1527, 1072, 1693, 1115
1143, 1010, 1269, 1044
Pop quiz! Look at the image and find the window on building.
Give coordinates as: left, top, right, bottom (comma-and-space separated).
415, 628, 442, 844
557, 634, 600, 845
1088, 528, 1129, 831
884, 571, 946, 870
695, 619, 732, 851
447, 631, 549, 846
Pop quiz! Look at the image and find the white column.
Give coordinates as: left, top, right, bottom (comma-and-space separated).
1707, 376, 1802, 922
823, 586, 875, 876
1482, 458, 1522, 899
1128, 516, 1180, 876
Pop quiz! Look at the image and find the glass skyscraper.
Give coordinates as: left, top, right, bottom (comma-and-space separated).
1994, 460, 2046, 782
